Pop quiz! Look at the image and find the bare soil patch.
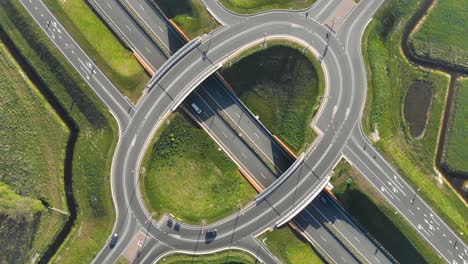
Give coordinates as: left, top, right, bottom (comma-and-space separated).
404, 80, 434, 138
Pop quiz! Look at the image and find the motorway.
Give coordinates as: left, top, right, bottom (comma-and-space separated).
18, 0, 468, 263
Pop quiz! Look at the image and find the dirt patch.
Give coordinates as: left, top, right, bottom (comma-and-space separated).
404, 80, 434, 138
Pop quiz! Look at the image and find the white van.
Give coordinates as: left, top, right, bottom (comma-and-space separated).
191, 103, 202, 114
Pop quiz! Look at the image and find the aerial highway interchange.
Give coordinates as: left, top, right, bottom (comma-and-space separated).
18, 0, 468, 263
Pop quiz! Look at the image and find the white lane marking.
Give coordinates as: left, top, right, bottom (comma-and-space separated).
144, 46, 151, 54
241, 152, 247, 159
139, 4, 144, 10
353, 236, 360, 243
106, 3, 112, 9
125, 25, 132, 31
320, 235, 327, 242
260, 173, 266, 179
407, 209, 415, 216
159, 26, 164, 32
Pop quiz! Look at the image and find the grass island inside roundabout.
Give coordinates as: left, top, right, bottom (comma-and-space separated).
141, 40, 324, 224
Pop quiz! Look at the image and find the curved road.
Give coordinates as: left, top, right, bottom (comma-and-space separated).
19, 0, 468, 263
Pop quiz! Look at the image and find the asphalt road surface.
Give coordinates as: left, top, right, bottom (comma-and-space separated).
19, 0, 468, 263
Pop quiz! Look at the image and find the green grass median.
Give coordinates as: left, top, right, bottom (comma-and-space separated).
219, 0, 316, 14
142, 112, 256, 224
221, 41, 324, 154
331, 161, 443, 263
44, 0, 149, 102
156, 0, 220, 39
159, 250, 257, 264
0, 1, 117, 262
362, 0, 467, 241
259, 226, 324, 264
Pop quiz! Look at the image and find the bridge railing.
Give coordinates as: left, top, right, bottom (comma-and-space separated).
146, 37, 201, 89
117, 0, 171, 57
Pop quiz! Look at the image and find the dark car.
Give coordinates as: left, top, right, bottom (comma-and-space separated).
205, 229, 217, 244
109, 233, 119, 248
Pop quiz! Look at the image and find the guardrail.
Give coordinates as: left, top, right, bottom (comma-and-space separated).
308, 205, 369, 263
117, 0, 171, 57
86, 0, 133, 49
196, 87, 282, 175
324, 192, 399, 263
290, 220, 335, 264
255, 153, 305, 202
146, 37, 201, 89
275, 175, 330, 227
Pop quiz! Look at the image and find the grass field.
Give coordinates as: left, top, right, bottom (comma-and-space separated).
259, 226, 324, 264
44, 0, 149, 102
219, 0, 316, 14
142, 112, 256, 224
0, 1, 117, 262
0, 182, 45, 263
159, 250, 257, 264
331, 161, 443, 263
362, 0, 468, 240
0, 41, 67, 263
445, 78, 468, 172
156, 0, 220, 39
410, 0, 468, 67
221, 41, 324, 153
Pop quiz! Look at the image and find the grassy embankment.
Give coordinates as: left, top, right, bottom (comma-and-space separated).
159, 250, 257, 264
0, 1, 117, 262
219, 0, 316, 14
221, 40, 324, 153
259, 227, 324, 264
362, 0, 467, 240
0, 41, 67, 263
445, 78, 468, 172
156, 0, 220, 39
43, 0, 149, 102
409, 0, 468, 68
142, 112, 256, 224
331, 161, 443, 263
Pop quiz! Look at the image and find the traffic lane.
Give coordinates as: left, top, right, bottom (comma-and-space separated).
19, 0, 133, 124
195, 81, 290, 175
135, 19, 355, 225
312, 193, 393, 264
337, 0, 385, 43
152, 19, 347, 140
116, 0, 295, 176
93, 213, 140, 264
190, 79, 385, 263
344, 136, 468, 264
114, 10, 357, 251
200, 76, 295, 171
122, 0, 184, 54
294, 209, 359, 264
187, 89, 277, 188
201, 0, 246, 26
92, 0, 166, 69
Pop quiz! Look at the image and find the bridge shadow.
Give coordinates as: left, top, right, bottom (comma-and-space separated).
181, 75, 294, 180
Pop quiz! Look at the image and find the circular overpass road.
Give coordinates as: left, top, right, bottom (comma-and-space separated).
91, 1, 386, 263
